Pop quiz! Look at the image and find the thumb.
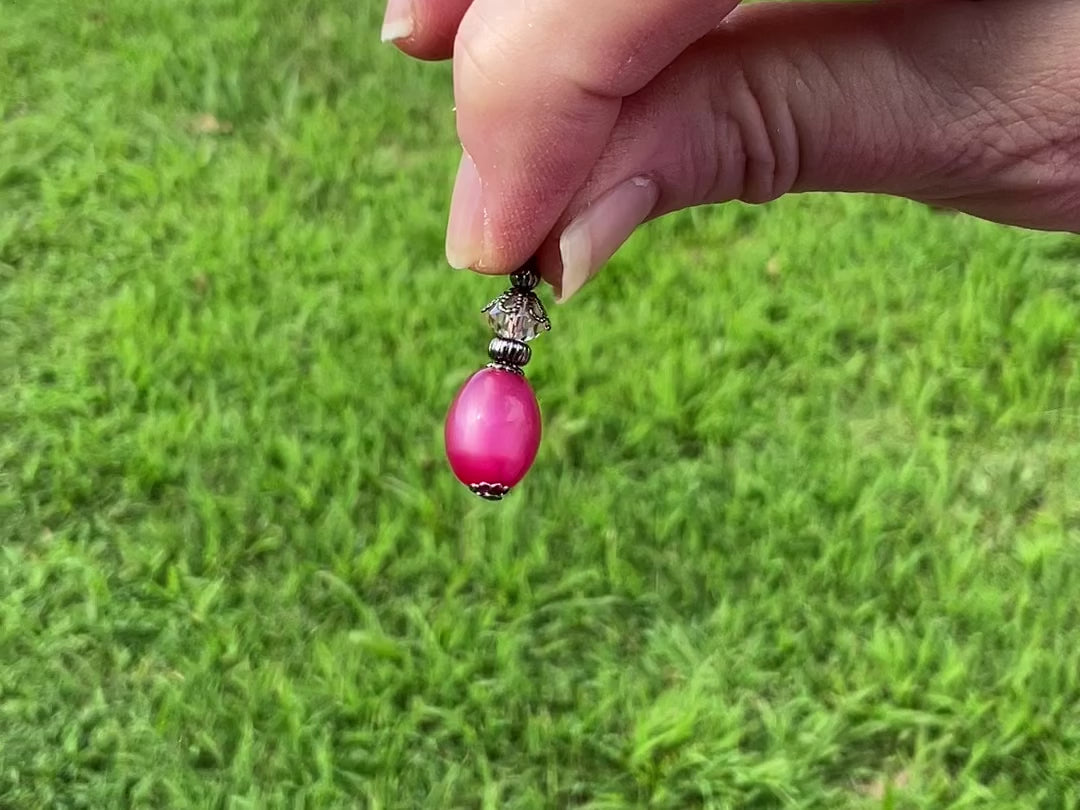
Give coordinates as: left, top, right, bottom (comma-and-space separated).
538, 0, 1080, 300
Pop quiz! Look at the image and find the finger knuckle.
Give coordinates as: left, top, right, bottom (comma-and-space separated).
710, 54, 800, 205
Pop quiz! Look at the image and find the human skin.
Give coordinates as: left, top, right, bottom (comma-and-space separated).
381, 0, 1080, 301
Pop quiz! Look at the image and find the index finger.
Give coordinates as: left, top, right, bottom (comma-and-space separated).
447, 0, 743, 274
381, 0, 474, 60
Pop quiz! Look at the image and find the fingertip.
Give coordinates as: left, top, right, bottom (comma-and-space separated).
386, 37, 455, 63
379, 0, 468, 61
380, 0, 415, 43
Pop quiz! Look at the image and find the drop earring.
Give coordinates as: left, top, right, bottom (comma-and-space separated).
444, 263, 550, 500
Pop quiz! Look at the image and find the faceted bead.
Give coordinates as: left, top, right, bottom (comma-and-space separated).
445, 367, 542, 499
482, 289, 551, 342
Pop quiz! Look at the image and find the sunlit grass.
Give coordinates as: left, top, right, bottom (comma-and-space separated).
2, 1, 1079, 807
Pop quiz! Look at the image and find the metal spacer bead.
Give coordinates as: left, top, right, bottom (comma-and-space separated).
510, 263, 540, 291
488, 337, 531, 368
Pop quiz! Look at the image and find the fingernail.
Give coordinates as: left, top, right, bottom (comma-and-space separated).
446, 151, 485, 270
557, 177, 658, 302
380, 0, 414, 42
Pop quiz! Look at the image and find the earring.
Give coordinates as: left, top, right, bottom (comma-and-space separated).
444, 263, 550, 500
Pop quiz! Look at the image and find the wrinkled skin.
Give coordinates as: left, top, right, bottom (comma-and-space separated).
383, 0, 1080, 298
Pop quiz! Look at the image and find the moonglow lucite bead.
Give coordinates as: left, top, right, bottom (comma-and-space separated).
444, 367, 542, 500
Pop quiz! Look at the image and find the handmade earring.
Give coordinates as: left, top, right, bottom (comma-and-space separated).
444, 263, 551, 500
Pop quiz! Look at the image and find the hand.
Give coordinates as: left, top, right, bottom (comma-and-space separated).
382, 0, 1080, 301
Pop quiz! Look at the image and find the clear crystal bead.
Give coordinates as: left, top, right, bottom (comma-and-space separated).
482, 289, 551, 342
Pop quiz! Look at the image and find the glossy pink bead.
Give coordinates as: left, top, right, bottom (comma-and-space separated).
445, 367, 542, 497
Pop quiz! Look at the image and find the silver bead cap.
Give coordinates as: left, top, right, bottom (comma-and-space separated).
470, 482, 511, 500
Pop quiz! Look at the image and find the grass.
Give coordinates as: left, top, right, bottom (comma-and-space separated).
2, 0, 1080, 807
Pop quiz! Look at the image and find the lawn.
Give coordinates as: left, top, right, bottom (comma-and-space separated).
2, 0, 1080, 807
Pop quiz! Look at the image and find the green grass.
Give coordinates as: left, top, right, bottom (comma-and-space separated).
2, 1, 1080, 807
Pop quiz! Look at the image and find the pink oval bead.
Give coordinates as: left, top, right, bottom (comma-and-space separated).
445, 367, 542, 499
